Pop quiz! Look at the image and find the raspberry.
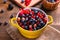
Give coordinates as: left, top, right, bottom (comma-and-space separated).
25, 0, 31, 6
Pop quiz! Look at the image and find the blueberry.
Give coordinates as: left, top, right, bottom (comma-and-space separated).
0, 9, 4, 13
26, 14, 29, 17
30, 12, 32, 15
0, 22, 2, 26
3, 0, 7, 4
20, 20, 25, 24
38, 18, 42, 22
36, 26, 41, 30
25, 17, 28, 21
7, 4, 13, 10
35, 16, 39, 20
41, 22, 45, 27
4, 22, 8, 26
29, 19, 33, 23
31, 9, 39, 14
24, 26, 29, 30
48, 0, 55, 3
21, 0, 25, 3
34, 10, 39, 14
23, 22, 27, 26
10, 14, 13, 18
32, 22, 35, 25
22, 14, 25, 17
34, 28, 37, 30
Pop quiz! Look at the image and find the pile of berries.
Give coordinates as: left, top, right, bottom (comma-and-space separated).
17, 8, 47, 31
47, 0, 57, 3
21, 0, 31, 6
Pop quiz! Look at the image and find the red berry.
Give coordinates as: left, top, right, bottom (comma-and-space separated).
43, 17, 47, 23
22, 25, 24, 29
17, 17, 20, 22
37, 12, 43, 19
34, 24, 37, 28
25, 0, 31, 6
31, 15, 35, 18
29, 25, 33, 31
19, 11, 24, 16
31, 11, 34, 15
23, 10, 30, 14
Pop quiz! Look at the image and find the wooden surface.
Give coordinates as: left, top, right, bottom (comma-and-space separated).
0, 0, 60, 40
6, 25, 60, 40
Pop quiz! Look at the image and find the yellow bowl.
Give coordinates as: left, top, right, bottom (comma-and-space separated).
9, 7, 53, 38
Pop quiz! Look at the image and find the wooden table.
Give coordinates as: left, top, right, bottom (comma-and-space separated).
0, 0, 60, 40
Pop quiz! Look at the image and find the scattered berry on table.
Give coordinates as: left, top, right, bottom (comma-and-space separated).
21, 0, 25, 3
4, 22, 8, 26
10, 14, 14, 19
0, 22, 2, 26
7, 4, 13, 10
0, 9, 4, 13
3, 0, 7, 4
47, 0, 56, 3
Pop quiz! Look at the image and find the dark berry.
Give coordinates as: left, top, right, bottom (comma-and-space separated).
3, 0, 7, 4
34, 10, 39, 14
48, 0, 55, 3
36, 26, 41, 30
7, 4, 13, 10
10, 14, 13, 19
0, 22, 2, 26
29, 19, 33, 23
35, 16, 39, 20
22, 14, 25, 17
21, 0, 25, 3
26, 14, 29, 17
25, 17, 28, 21
40, 22, 45, 27
4, 22, 8, 26
24, 26, 29, 30
0, 9, 4, 13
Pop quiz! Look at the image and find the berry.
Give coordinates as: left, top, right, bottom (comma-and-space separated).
31, 15, 35, 18
22, 25, 24, 29
43, 17, 47, 23
22, 14, 25, 17
35, 16, 39, 20
34, 24, 37, 28
7, 4, 13, 10
10, 14, 13, 19
17, 17, 20, 22
4, 22, 8, 26
25, 17, 28, 21
48, 0, 55, 3
23, 10, 30, 14
0, 22, 2, 26
3, 0, 7, 4
25, 26, 29, 30
0, 9, 4, 13
38, 12, 43, 19
25, 0, 31, 6
21, 0, 25, 3
29, 25, 33, 31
